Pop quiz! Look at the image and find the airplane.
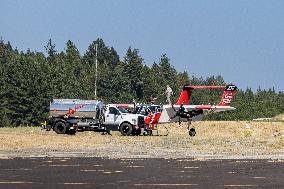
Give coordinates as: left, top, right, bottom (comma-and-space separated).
140, 84, 238, 136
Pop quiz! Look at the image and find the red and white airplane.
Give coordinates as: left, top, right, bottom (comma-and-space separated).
144, 84, 238, 136
160, 84, 237, 122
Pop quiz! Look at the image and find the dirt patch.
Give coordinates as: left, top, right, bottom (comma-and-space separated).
0, 121, 283, 159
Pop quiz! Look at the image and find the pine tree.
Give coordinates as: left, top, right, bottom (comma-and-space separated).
124, 47, 144, 100
44, 39, 56, 64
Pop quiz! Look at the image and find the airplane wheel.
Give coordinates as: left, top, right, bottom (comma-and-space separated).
188, 128, 196, 137
120, 123, 133, 136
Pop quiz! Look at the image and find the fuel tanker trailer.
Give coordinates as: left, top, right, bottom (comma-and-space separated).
47, 99, 107, 134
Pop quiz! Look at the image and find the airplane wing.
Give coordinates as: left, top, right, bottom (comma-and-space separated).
185, 105, 236, 112
184, 85, 226, 89
159, 104, 236, 123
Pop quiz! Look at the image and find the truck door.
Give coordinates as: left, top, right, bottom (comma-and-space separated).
105, 107, 122, 125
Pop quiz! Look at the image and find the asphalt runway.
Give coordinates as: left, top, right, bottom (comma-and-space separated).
0, 157, 283, 189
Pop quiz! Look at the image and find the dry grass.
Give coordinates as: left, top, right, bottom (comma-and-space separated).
274, 114, 284, 121
0, 121, 283, 158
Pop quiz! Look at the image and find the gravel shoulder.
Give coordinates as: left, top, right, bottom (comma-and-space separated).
0, 121, 283, 159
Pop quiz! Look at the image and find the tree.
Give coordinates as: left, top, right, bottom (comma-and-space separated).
50, 41, 83, 99
44, 39, 56, 64
124, 47, 144, 100
83, 38, 121, 100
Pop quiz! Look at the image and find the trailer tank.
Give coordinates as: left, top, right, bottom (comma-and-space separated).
48, 99, 106, 134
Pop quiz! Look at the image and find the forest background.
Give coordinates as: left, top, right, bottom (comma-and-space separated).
0, 38, 283, 127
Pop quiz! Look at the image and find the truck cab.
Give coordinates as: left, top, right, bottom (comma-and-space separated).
103, 104, 130, 130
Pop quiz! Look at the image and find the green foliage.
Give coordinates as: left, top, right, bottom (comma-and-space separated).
0, 38, 283, 126
44, 39, 56, 64
124, 47, 144, 100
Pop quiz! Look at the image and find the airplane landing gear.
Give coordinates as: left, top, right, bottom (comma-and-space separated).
187, 118, 196, 137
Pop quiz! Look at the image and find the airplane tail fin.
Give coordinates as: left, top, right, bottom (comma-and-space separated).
218, 84, 238, 106
176, 86, 193, 105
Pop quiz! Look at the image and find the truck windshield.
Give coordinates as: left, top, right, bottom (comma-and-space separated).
117, 107, 129, 113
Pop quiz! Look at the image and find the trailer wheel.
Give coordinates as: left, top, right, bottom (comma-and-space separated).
54, 121, 67, 134
120, 123, 133, 136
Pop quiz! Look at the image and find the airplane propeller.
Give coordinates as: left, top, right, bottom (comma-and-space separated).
170, 103, 196, 137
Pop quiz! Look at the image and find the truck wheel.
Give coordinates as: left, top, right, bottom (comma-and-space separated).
54, 121, 67, 134
120, 123, 133, 136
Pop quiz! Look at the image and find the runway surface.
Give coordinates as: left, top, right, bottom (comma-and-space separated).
0, 157, 283, 189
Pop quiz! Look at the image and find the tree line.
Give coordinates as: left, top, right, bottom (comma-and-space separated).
0, 38, 283, 126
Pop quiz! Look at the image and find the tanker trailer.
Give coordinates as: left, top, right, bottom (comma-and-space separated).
48, 99, 107, 134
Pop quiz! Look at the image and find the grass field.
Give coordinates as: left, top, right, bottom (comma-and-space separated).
0, 121, 283, 159
274, 114, 284, 121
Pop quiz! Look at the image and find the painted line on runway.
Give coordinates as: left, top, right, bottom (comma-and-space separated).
80, 169, 97, 172
134, 183, 198, 186
93, 164, 103, 167
5, 168, 32, 171
126, 165, 144, 168
224, 184, 258, 187
62, 182, 93, 185
45, 164, 81, 167
0, 181, 33, 184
